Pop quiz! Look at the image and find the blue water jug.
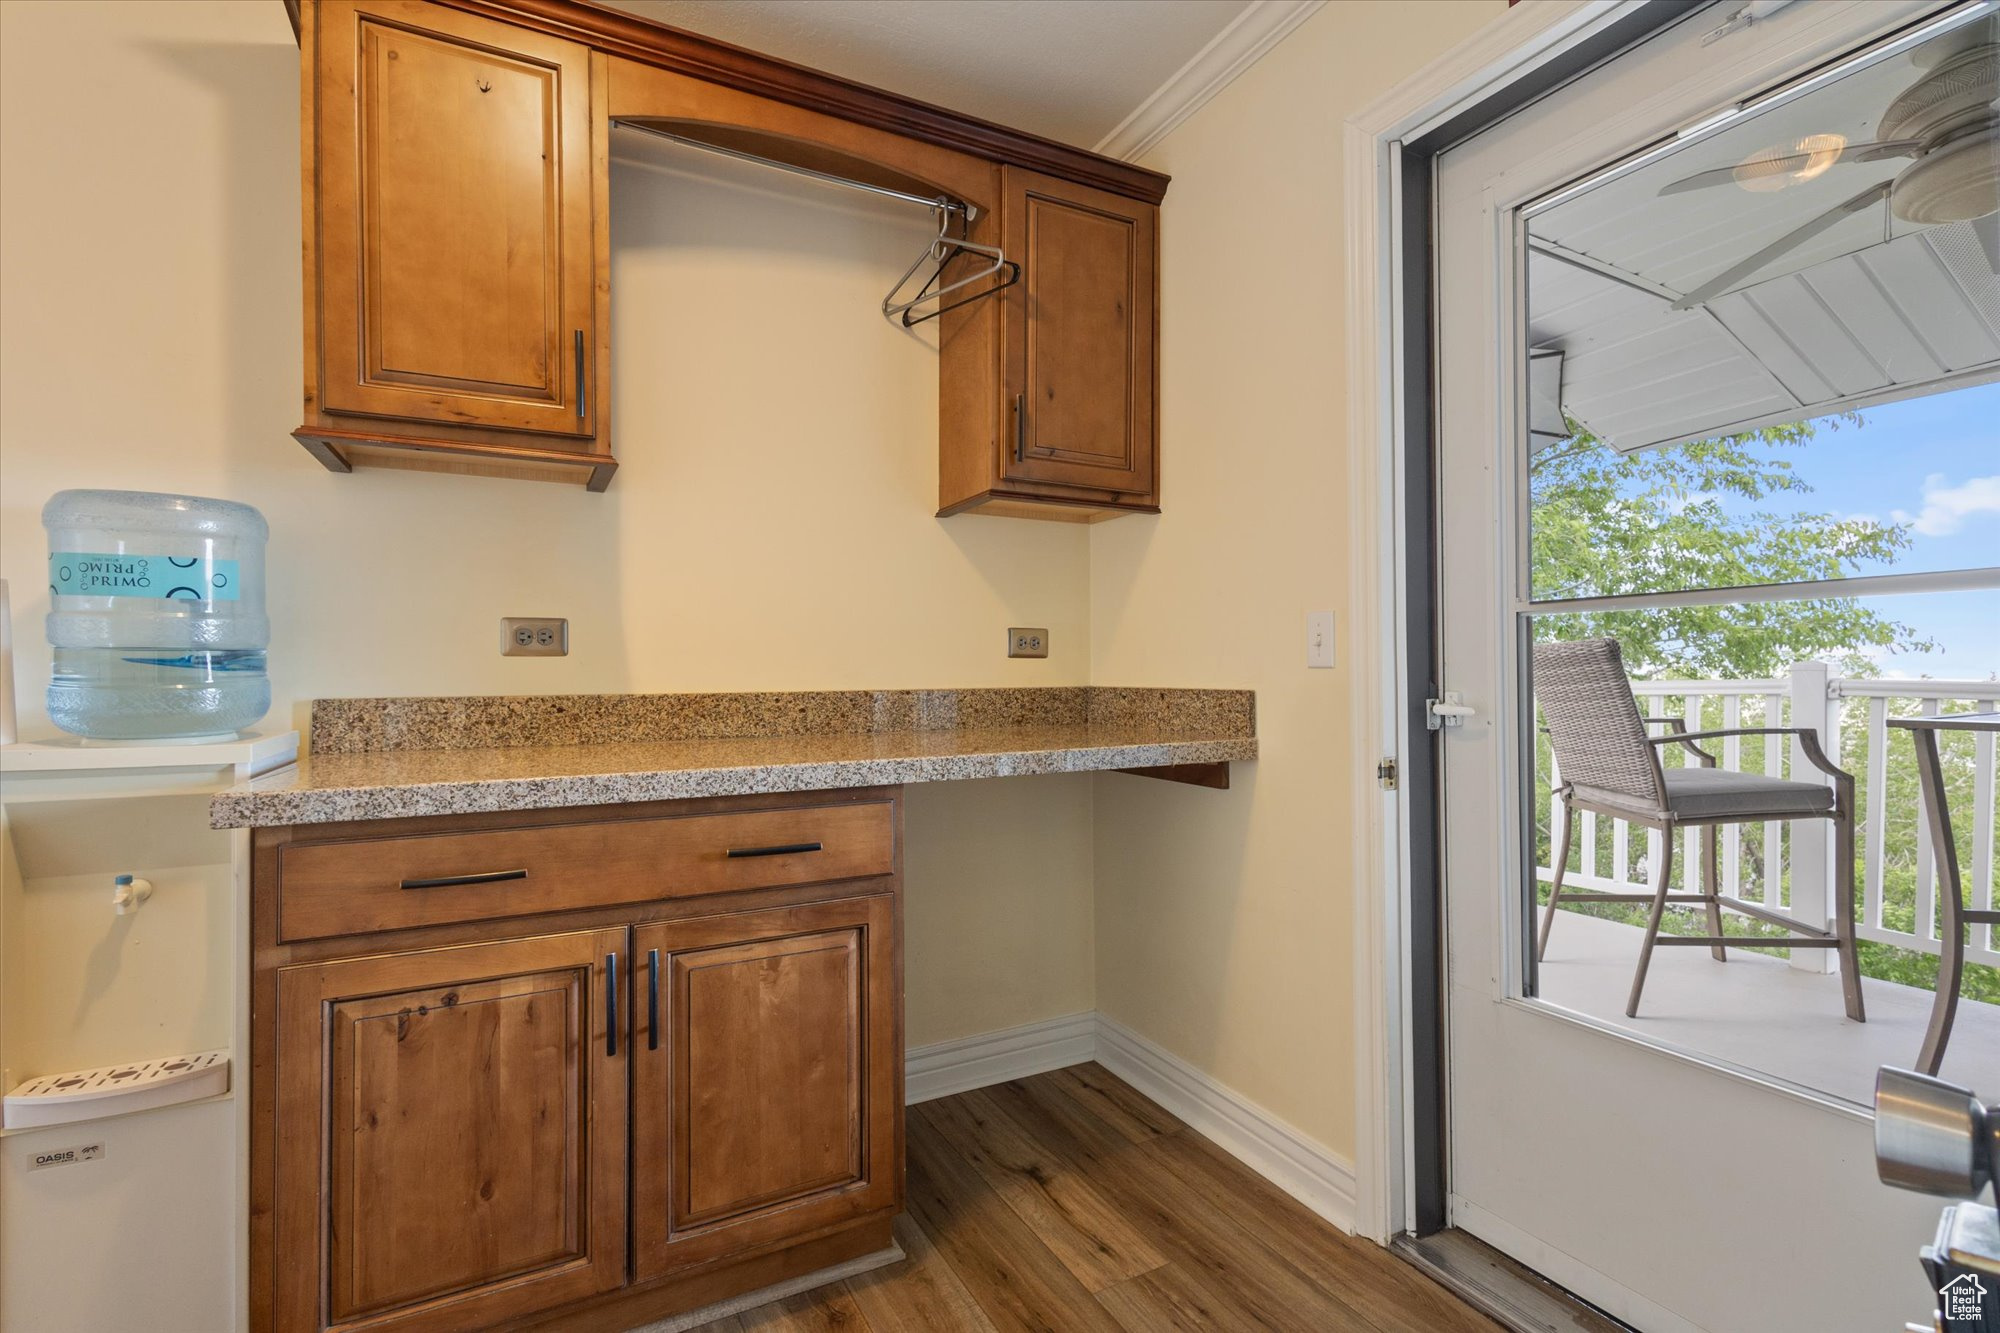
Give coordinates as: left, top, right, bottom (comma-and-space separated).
43, 489, 271, 740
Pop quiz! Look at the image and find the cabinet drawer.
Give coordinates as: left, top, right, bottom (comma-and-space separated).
277, 800, 894, 941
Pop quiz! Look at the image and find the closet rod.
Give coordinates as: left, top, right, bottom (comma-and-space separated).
613, 120, 977, 222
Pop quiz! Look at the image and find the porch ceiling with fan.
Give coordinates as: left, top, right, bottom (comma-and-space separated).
1525, 10, 1999, 456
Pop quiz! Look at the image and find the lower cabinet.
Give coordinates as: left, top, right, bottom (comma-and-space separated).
632, 896, 901, 1280
274, 930, 629, 1332
257, 793, 905, 1332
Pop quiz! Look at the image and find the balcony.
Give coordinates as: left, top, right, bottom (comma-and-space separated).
1537, 913, 1999, 1101
1534, 666, 1998, 1102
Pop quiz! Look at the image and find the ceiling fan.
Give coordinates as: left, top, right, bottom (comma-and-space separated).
1660, 21, 1998, 310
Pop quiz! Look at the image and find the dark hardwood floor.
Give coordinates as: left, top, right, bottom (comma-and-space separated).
693, 1063, 1500, 1333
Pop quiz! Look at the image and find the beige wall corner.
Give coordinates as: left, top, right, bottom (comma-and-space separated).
1089, 0, 1508, 1162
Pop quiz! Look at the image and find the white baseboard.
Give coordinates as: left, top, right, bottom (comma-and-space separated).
905, 1013, 1098, 1104
904, 1011, 1356, 1233
1094, 1014, 1356, 1232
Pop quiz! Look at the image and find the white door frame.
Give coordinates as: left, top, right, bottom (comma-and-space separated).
1343, 0, 1975, 1250
1341, 0, 1696, 1246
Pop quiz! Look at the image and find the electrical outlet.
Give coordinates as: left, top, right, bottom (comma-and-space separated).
1008, 627, 1049, 659
501, 617, 569, 657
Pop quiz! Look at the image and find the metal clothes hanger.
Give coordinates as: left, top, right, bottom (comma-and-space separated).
881, 205, 1021, 327
614, 121, 1019, 328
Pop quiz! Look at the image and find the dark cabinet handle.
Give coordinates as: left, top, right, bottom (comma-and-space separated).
399, 868, 528, 891
605, 952, 619, 1058
725, 841, 824, 859
1013, 392, 1026, 462
574, 330, 587, 420
647, 948, 660, 1051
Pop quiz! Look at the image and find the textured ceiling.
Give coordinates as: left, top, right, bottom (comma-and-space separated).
605, 0, 1252, 150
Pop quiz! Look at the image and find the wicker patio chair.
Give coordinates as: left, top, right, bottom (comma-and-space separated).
1533, 637, 1865, 1022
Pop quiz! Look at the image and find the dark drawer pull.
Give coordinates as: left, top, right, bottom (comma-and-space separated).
725, 841, 824, 859
398, 869, 529, 891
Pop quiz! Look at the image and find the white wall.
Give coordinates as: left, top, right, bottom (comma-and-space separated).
1089, 0, 1506, 1160
0, 0, 1096, 1050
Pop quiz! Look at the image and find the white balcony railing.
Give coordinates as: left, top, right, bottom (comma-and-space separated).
1537, 664, 2000, 976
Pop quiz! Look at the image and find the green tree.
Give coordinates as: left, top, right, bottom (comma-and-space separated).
1529, 419, 1934, 678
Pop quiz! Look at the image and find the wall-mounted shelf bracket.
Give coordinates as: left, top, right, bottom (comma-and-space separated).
1116, 762, 1231, 790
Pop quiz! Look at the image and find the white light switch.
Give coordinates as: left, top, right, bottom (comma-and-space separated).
1307, 612, 1335, 668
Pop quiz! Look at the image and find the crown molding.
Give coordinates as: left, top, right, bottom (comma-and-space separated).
1094, 0, 1326, 161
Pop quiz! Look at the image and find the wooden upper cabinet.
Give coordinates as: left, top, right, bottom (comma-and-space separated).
1002, 167, 1158, 501
297, 0, 613, 488
630, 895, 901, 1281
274, 929, 627, 1332
288, 0, 1166, 504
937, 165, 1161, 521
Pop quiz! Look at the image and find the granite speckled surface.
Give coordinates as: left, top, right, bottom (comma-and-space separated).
307, 687, 1248, 754
212, 689, 1256, 828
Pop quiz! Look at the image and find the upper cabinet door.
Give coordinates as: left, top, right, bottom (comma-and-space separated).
313, 1, 595, 436
631, 894, 901, 1281
274, 929, 628, 1332
1001, 167, 1158, 499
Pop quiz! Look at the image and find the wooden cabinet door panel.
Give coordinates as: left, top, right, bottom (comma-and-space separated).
683, 928, 860, 1220
315, 1, 595, 436
632, 894, 900, 1280
1002, 167, 1157, 497
276, 929, 626, 1332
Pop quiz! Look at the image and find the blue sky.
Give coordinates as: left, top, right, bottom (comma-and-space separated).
1537, 380, 1998, 679
1793, 383, 1998, 680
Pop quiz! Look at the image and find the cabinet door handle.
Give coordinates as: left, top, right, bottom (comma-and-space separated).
647, 948, 661, 1051
399, 868, 528, 891
1013, 392, 1026, 462
574, 329, 587, 420
725, 841, 824, 859
605, 951, 619, 1058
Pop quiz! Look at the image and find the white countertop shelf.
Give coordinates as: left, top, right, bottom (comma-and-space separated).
2, 731, 298, 776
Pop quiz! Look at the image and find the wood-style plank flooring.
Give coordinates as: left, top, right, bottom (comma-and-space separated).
695, 1064, 1500, 1333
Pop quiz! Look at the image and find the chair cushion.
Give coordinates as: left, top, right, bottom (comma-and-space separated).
1570, 767, 1834, 820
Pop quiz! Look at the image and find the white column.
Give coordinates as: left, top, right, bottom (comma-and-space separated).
1789, 660, 1834, 974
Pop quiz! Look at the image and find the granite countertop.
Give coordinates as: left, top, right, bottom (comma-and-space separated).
209, 688, 1256, 828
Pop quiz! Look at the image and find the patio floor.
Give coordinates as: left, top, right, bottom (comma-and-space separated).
1534, 911, 2000, 1104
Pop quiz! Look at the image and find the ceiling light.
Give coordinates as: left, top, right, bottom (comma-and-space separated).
1733, 133, 1849, 191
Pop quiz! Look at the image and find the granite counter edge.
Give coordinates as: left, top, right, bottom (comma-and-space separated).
210, 736, 1259, 828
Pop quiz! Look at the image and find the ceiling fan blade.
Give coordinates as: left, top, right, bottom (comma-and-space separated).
1845, 139, 1929, 163
1671, 180, 1892, 310
1656, 140, 1922, 196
